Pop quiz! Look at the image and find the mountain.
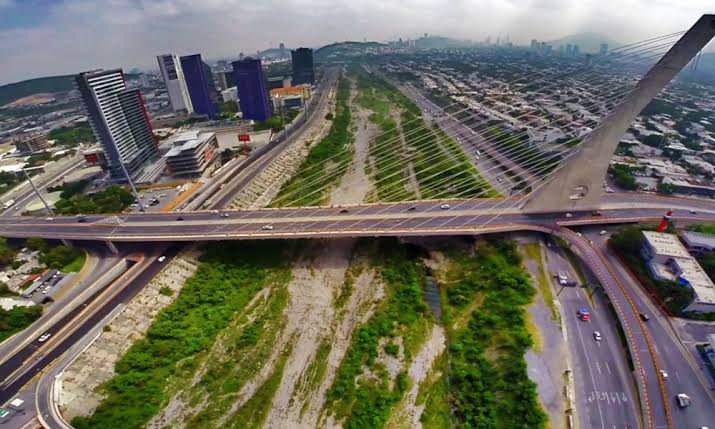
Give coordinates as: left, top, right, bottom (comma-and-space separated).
315, 41, 385, 59
414, 35, 473, 49
0, 75, 75, 107
548, 32, 619, 54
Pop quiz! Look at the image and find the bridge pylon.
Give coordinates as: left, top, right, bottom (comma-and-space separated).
523, 15, 715, 214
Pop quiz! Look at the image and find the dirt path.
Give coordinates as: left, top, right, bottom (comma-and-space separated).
262, 84, 383, 428
402, 325, 447, 428
330, 85, 375, 205
392, 112, 421, 199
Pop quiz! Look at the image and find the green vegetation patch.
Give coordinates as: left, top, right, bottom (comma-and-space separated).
440, 238, 547, 428
0, 305, 42, 343
72, 241, 297, 429
415, 352, 451, 429
48, 123, 95, 147
55, 185, 134, 215
272, 77, 353, 207
326, 238, 431, 428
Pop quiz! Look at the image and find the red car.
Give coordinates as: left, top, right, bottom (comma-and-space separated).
578, 308, 591, 321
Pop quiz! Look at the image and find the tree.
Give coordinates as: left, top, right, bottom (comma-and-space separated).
39, 245, 82, 269
26, 237, 49, 253
657, 182, 677, 195
642, 134, 664, 148
0, 238, 17, 266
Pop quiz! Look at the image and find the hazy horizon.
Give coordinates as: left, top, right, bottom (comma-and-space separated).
0, 0, 713, 86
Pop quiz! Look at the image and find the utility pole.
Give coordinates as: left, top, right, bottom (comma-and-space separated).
22, 167, 55, 216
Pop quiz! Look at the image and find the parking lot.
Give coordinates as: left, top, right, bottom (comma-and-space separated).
128, 187, 182, 213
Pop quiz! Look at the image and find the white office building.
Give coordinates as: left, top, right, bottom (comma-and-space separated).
157, 54, 193, 114
75, 69, 158, 181
641, 231, 715, 313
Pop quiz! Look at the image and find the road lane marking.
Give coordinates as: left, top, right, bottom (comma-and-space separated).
596, 361, 602, 374
605, 361, 611, 375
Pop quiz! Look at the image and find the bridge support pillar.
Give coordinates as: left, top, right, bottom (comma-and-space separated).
523, 15, 715, 213
105, 240, 119, 255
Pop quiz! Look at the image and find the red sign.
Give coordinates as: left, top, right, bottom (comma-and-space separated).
238, 134, 251, 142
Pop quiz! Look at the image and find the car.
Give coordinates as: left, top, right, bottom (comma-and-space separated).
578, 308, 591, 321
407, 206, 417, 211
158, 256, 166, 263
440, 204, 451, 210
75, 214, 85, 219
339, 209, 349, 213
211, 210, 219, 214
576, 232, 583, 237
639, 313, 650, 321
222, 213, 229, 217
565, 213, 574, 218
77, 218, 87, 223
497, 177, 504, 183
262, 224, 274, 231
592, 210, 603, 216
599, 230, 607, 236
659, 370, 669, 379
689, 209, 697, 214
45, 217, 54, 221
593, 331, 602, 341
675, 393, 691, 408
38, 333, 51, 343
176, 217, 184, 221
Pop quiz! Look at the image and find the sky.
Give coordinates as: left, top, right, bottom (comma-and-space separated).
0, 0, 713, 85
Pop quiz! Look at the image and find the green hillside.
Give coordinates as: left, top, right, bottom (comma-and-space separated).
0, 75, 75, 107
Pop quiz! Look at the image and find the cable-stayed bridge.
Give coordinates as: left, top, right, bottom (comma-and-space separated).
1, 15, 715, 429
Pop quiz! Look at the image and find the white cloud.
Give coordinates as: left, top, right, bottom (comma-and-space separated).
0, 0, 713, 85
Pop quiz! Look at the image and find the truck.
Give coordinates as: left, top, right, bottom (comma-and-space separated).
3, 199, 15, 209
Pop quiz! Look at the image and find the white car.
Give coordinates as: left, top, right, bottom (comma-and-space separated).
565, 213, 574, 218
262, 224, 274, 231
593, 331, 602, 341
659, 370, 669, 379
440, 204, 451, 210
157, 256, 166, 263
599, 230, 607, 236
38, 333, 51, 343
689, 209, 697, 214
45, 217, 54, 221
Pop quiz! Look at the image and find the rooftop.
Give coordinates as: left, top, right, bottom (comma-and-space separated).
673, 257, 715, 304
681, 231, 715, 251
643, 231, 691, 259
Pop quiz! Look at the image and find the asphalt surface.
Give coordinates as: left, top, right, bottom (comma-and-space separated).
0, 244, 176, 426
583, 227, 715, 429
543, 238, 639, 429
0, 194, 712, 242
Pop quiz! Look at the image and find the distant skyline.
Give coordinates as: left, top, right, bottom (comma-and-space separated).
0, 0, 713, 86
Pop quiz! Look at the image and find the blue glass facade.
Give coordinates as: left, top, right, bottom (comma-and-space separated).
232, 58, 273, 122
180, 54, 218, 120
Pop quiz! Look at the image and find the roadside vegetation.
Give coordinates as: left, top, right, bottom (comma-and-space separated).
54, 185, 134, 215
272, 77, 353, 207
0, 305, 42, 342
26, 237, 85, 272
71, 241, 297, 429
434, 238, 547, 428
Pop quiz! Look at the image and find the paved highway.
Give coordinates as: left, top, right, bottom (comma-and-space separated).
0, 194, 712, 242
542, 239, 639, 429
584, 227, 715, 429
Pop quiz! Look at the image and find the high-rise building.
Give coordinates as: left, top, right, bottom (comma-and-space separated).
600, 43, 609, 55
157, 54, 192, 113
291, 48, 315, 86
180, 54, 219, 120
232, 58, 273, 122
530, 39, 538, 50
75, 69, 158, 182
214, 70, 229, 91
573, 44, 580, 56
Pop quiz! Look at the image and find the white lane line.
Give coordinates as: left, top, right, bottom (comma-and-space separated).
596, 361, 602, 374
605, 361, 611, 375
574, 313, 607, 429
